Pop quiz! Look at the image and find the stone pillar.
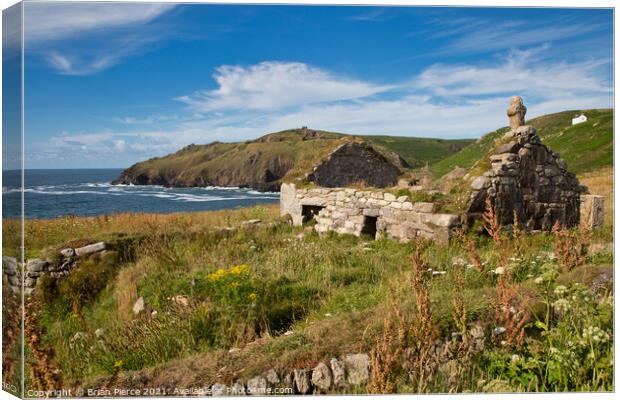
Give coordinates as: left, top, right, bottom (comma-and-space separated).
580, 195, 604, 230
280, 183, 303, 225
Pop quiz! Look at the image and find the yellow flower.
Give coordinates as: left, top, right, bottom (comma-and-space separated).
114, 360, 124, 368
230, 282, 240, 289
248, 292, 258, 301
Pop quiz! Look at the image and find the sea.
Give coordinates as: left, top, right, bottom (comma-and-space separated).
2, 169, 280, 219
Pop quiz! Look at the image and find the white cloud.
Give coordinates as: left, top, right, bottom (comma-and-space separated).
416, 47, 612, 98
113, 140, 127, 152
24, 2, 174, 44
429, 17, 604, 55
32, 51, 612, 168
177, 61, 391, 111
24, 2, 175, 75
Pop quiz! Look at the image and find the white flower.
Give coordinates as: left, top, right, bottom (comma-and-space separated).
535, 277, 544, 284
554, 285, 568, 296
553, 299, 570, 313
510, 354, 520, 363
494, 267, 505, 275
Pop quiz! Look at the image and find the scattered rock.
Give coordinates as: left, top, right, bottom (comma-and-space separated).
230, 381, 246, 395
246, 375, 267, 396
330, 358, 346, 387
211, 383, 228, 396
293, 369, 312, 394
264, 369, 280, 385
60, 248, 75, 258
343, 353, 370, 385
133, 297, 146, 315
26, 258, 49, 273
170, 295, 189, 307
75, 242, 106, 257
311, 362, 333, 392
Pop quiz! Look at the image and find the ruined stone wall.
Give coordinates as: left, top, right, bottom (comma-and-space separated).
467, 125, 586, 230
306, 142, 402, 188
2, 242, 109, 295
281, 183, 460, 244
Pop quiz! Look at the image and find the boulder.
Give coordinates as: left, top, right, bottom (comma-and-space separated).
132, 297, 146, 315
211, 383, 228, 396
264, 368, 280, 385
246, 375, 267, 396
311, 362, 333, 392
343, 353, 370, 385
2, 256, 18, 275
330, 358, 346, 387
293, 369, 312, 394
60, 248, 75, 258
26, 258, 48, 273
75, 242, 106, 257
230, 381, 246, 396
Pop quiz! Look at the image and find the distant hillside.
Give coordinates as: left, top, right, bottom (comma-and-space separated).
113, 128, 472, 191
431, 109, 613, 178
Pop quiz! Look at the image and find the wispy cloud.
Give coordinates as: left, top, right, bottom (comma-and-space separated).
416, 46, 612, 98
176, 61, 392, 112
24, 2, 175, 75
347, 9, 390, 22
24, 2, 174, 43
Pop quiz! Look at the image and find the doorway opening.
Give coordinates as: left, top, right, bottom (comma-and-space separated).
361, 216, 378, 239
302, 205, 325, 224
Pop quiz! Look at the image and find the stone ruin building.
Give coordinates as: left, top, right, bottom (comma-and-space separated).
280, 96, 604, 242
467, 96, 602, 230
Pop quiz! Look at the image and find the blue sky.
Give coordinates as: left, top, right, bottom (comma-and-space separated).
20, 2, 613, 168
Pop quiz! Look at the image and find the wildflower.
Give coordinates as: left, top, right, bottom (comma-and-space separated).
552, 298, 570, 314
510, 354, 520, 363
554, 285, 568, 295
248, 292, 258, 301
534, 277, 544, 284
493, 327, 506, 336
494, 266, 505, 275
114, 360, 124, 369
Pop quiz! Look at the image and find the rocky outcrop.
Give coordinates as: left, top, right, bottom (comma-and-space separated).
467, 99, 587, 230
306, 142, 402, 188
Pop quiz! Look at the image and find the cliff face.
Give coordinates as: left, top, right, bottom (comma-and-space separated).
112, 129, 413, 191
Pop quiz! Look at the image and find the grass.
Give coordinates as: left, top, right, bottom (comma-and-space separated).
4, 194, 612, 394
431, 109, 613, 178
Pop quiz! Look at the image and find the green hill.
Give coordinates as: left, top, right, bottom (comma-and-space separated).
112, 128, 473, 191
431, 109, 613, 178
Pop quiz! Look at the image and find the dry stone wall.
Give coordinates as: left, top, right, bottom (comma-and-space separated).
281, 183, 460, 244
1, 242, 108, 295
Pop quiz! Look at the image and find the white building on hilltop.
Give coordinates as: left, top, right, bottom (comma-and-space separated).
572, 114, 588, 125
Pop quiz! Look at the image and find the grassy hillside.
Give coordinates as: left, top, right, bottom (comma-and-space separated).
113, 128, 473, 190
3, 188, 612, 394
431, 109, 613, 178
363, 135, 473, 168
